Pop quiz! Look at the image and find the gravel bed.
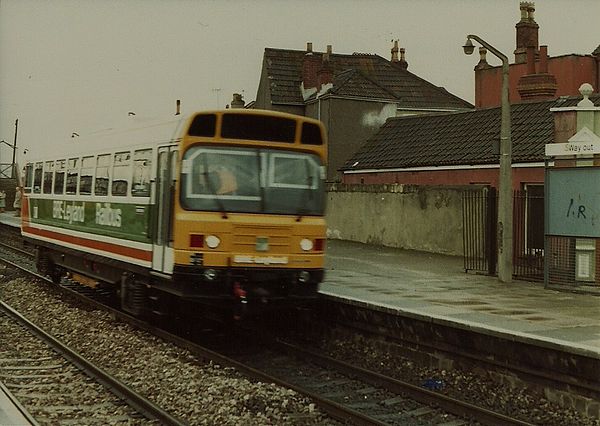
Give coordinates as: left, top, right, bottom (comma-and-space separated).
1, 311, 148, 424
318, 331, 600, 426
0, 272, 332, 425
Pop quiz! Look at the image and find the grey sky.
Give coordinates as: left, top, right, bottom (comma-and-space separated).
1, 0, 599, 162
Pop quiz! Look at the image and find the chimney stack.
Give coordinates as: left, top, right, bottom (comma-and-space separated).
175, 99, 181, 115
318, 45, 334, 90
398, 48, 408, 69
230, 93, 245, 109
514, 2, 539, 64
517, 44, 557, 101
391, 40, 399, 62
475, 47, 490, 70
302, 41, 321, 91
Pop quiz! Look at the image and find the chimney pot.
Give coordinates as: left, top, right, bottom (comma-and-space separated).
475, 47, 490, 70
326, 44, 332, 55
306, 42, 313, 53
391, 40, 399, 62
398, 48, 408, 70
176, 99, 181, 115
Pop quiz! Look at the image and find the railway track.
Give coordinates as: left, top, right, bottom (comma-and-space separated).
0, 225, 592, 425
0, 301, 184, 425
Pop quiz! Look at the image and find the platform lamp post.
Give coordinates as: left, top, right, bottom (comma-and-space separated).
463, 35, 513, 283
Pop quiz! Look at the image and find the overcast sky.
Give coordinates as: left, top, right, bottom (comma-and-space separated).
1, 0, 599, 162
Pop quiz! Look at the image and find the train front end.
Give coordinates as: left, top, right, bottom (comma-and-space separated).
171, 111, 327, 318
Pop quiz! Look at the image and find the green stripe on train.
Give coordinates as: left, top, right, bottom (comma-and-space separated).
27, 198, 152, 244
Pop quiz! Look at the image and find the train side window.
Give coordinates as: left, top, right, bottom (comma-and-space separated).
24, 164, 33, 194
112, 151, 131, 196
94, 154, 110, 196
66, 158, 79, 195
79, 156, 94, 195
43, 161, 54, 194
33, 162, 43, 194
54, 159, 66, 194
132, 149, 152, 197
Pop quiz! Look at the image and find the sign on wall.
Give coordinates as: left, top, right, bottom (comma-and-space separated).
547, 168, 600, 237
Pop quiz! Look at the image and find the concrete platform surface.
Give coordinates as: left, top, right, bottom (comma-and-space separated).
0, 383, 34, 426
321, 239, 600, 358
3, 211, 598, 357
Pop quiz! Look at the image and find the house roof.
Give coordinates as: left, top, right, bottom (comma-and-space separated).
593, 44, 600, 56
263, 47, 473, 109
342, 94, 600, 172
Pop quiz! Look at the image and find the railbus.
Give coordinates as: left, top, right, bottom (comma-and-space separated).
21, 109, 327, 319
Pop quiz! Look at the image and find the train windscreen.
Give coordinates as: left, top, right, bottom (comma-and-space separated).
180, 146, 325, 215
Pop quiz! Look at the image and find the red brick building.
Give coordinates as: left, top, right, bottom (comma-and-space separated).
475, 2, 599, 109
342, 2, 600, 190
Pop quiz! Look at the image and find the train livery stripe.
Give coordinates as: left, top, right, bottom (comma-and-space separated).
26, 198, 152, 244
23, 225, 153, 267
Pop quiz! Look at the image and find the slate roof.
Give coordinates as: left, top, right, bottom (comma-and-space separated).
342, 94, 600, 171
263, 48, 473, 109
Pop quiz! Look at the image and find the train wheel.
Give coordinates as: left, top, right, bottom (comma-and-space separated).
35, 250, 63, 283
120, 273, 147, 317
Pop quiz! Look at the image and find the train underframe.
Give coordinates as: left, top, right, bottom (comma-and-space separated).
30, 240, 322, 321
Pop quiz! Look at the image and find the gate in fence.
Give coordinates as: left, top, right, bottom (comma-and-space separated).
462, 186, 544, 281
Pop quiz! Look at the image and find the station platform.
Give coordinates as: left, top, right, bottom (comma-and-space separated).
0, 383, 35, 426
2, 210, 598, 358
0, 211, 20, 228
321, 239, 600, 359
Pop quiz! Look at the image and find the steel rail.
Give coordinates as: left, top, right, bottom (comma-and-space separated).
0, 301, 187, 426
0, 251, 387, 425
273, 339, 535, 426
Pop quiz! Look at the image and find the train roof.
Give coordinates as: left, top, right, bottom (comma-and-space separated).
25, 109, 323, 162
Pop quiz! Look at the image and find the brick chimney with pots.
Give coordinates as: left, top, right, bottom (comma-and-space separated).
231, 93, 245, 109
514, 2, 539, 64
517, 44, 557, 101
317, 45, 334, 91
391, 40, 399, 62
302, 42, 321, 91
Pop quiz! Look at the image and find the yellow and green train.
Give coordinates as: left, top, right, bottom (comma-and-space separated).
22, 109, 327, 319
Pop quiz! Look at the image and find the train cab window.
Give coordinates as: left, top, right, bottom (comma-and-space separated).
24, 164, 33, 194
132, 149, 152, 197
301, 122, 323, 145
33, 162, 43, 194
79, 156, 94, 195
43, 161, 54, 194
66, 158, 79, 195
94, 154, 110, 196
112, 151, 131, 196
54, 159, 66, 194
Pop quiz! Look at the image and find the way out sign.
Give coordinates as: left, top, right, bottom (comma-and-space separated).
545, 127, 600, 157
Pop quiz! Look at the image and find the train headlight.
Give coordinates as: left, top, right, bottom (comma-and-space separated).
203, 269, 218, 281
298, 271, 311, 283
205, 235, 221, 249
300, 238, 313, 251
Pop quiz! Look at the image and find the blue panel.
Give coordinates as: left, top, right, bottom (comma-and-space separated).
547, 168, 600, 237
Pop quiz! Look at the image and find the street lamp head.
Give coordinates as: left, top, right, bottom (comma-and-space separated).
463, 38, 475, 55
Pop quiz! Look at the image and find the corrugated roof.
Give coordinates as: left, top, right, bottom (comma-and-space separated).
342, 94, 600, 171
263, 47, 473, 109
